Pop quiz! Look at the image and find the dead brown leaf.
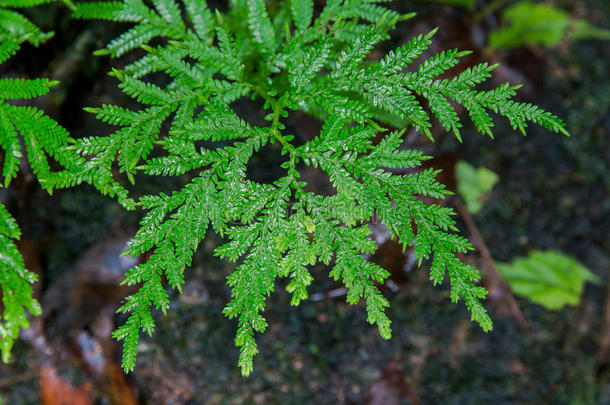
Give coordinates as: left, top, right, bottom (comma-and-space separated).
40, 363, 93, 405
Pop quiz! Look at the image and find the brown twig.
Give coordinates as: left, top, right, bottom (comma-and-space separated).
454, 198, 530, 332
310, 287, 348, 301
0, 361, 71, 389
596, 283, 610, 366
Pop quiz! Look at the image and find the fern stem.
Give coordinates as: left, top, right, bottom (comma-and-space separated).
271, 104, 297, 155
246, 83, 296, 155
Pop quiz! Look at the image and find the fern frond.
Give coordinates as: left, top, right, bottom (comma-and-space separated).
72, 1, 122, 19
0, 27, 78, 362
0, 78, 58, 100
246, 0, 276, 54
72, 0, 569, 376
0, 203, 42, 363
0, 8, 52, 45
290, 0, 313, 32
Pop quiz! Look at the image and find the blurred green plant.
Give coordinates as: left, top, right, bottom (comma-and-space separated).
455, 161, 499, 214
497, 251, 599, 310
489, 1, 610, 49
0, 0, 55, 45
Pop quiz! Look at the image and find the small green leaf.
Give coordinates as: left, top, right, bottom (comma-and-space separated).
489, 1, 610, 49
498, 251, 599, 310
455, 161, 499, 214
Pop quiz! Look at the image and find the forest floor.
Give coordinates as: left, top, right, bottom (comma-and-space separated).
0, 0, 608, 404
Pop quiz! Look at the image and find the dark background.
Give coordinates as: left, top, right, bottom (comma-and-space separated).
0, 0, 608, 403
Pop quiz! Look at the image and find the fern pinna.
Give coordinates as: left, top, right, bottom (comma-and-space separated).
0, 0, 62, 45
72, 0, 568, 375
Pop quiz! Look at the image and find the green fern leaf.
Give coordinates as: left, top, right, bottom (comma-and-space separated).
70, 0, 570, 376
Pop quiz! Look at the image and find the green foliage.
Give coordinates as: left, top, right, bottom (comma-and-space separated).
489, 1, 610, 49
456, 161, 499, 214
0, 0, 80, 363
0, 202, 41, 363
0, 42, 81, 192
0, 36, 79, 362
0, 0, 58, 45
497, 251, 599, 310
70, 0, 569, 375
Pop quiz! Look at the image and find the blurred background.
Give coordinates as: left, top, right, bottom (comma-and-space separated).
0, 0, 608, 403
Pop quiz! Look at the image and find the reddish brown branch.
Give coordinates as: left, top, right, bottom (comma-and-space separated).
454, 198, 530, 332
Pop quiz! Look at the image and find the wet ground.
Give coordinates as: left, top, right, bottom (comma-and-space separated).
0, 0, 608, 403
